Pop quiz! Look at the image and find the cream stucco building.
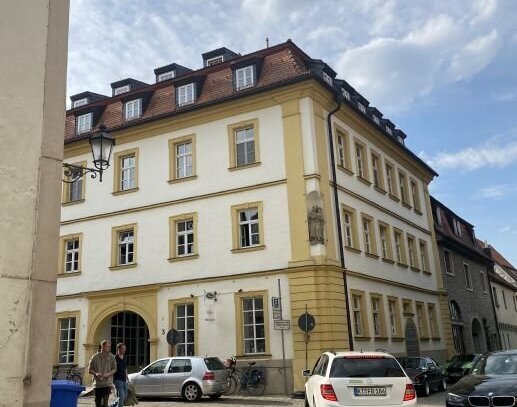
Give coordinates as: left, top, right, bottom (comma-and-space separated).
55, 41, 453, 393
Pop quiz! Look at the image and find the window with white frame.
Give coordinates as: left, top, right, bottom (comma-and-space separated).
64, 239, 80, 273
175, 303, 195, 356
177, 83, 195, 106
73, 98, 88, 108
480, 272, 487, 293
463, 263, 473, 290
493, 287, 499, 307
436, 206, 443, 226
373, 115, 380, 125
407, 236, 416, 268
399, 172, 407, 203
236, 66, 255, 90
337, 133, 345, 167
158, 71, 175, 82
342, 88, 350, 100
58, 317, 76, 364
502, 290, 507, 309
453, 218, 462, 237
419, 241, 428, 272
125, 99, 141, 120
242, 297, 265, 354
371, 154, 381, 188
114, 85, 130, 95
239, 208, 259, 248
235, 126, 255, 166
385, 126, 393, 135
175, 142, 193, 178
362, 218, 372, 254
76, 113, 92, 134
428, 304, 437, 337
394, 231, 403, 263
386, 163, 395, 195
388, 300, 397, 335
176, 219, 194, 257
68, 176, 83, 202
355, 143, 365, 178
343, 211, 353, 248
443, 249, 454, 275
411, 180, 421, 211
206, 56, 224, 66
118, 230, 134, 265
379, 225, 388, 259
358, 103, 366, 113
322, 71, 333, 85
416, 303, 425, 336
371, 297, 381, 336
120, 155, 136, 190
352, 295, 363, 336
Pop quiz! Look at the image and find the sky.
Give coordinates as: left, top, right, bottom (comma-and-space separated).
68, 0, 517, 264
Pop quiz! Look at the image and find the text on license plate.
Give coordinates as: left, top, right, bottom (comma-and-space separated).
354, 387, 387, 396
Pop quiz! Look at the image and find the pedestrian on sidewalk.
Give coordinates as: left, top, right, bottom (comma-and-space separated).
88, 340, 117, 407
113, 343, 128, 407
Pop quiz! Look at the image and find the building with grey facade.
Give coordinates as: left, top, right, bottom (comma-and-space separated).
431, 197, 500, 354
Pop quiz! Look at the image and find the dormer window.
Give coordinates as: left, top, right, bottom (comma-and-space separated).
157, 71, 175, 82
436, 207, 443, 226
397, 136, 404, 144
385, 126, 393, 135
322, 72, 333, 86
125, 99, 142, 120
236, 66, 255, 90
76, 113, 92, 134
206, 56, 224, 66
114, 85, 130, 96
453, 218, 462, 238
373, 115, 380, 125
342, 89, 351, 100
177, 83, 195, 106
358, 103, 366, 114
73, 98, 88, 108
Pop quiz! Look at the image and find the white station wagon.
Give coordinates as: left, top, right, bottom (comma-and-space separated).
303, 351, 417, 407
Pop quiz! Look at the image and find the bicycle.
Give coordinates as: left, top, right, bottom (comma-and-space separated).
223, 356, 267, 396
52, 365, 83, 385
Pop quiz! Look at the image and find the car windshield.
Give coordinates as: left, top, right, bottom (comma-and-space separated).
330, 357, 405, 378
398, 358, 425, 369
471, 354, 517, 375
204, 357, 225, 370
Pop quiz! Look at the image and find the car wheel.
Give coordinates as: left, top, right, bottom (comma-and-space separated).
421, 379, 430, 397
439, 377, 447, 391
182, 382, 202, 402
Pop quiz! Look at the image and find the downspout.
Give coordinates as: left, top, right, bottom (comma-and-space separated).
485, 261, 502, 350
326, 92, 354, 351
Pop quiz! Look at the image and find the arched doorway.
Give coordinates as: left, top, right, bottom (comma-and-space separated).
472, 318, 485, 353
93, 311, 151, 370
405, 319, 420, 357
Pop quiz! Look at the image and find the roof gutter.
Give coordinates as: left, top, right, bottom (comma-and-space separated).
326, 90, 354, 351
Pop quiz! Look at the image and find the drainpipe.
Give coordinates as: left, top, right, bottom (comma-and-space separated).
326, 92, 354, 351
486, 263, 502, 350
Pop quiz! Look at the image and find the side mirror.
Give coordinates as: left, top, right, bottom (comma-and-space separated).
302, 369, 311, 377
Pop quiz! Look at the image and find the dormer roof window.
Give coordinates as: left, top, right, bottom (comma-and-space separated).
385, 126, 393, 135
124, 98, 142, 120
453, 218, 462, 238
206, 55, 224, 66
373, 115, 380, 125
358, 103, 366, 114
235, 66, 255, 90
76, 112, 92, 134
157, 71, 175, 82
114, 85, 130, 96
322, 71, 333, 86
342, 89, 351, 100
436, 207, 443, 226
73, 98, 88, 108
397, 136, 404, 144
177, 83, 195, 106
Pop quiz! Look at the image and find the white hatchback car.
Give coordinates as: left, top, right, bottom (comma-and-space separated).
303, 351, 417, 407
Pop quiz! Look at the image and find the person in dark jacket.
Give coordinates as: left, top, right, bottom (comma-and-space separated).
113, 343, 128, 407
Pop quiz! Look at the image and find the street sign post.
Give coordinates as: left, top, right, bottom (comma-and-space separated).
272, 297, 282, 320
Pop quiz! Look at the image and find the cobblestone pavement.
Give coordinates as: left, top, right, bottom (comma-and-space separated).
78, 391, 446, 406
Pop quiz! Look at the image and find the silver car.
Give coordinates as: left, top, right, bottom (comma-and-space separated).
128, 356, 229, 402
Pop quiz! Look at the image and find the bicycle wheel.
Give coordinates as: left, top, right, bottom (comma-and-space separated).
223, 374, 239, 396
70, 373, 82, 385
246, 373, 266, 396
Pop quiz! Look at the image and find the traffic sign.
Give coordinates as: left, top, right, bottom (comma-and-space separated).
274, 320, 291, 330
298, 312, 316, 332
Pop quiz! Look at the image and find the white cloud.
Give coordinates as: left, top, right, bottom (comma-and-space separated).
420, 139, 517, 171
499, 226, 511, 233
479, 184, 517, 200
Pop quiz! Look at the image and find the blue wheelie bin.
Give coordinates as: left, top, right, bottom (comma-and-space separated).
50, 380, 85, 407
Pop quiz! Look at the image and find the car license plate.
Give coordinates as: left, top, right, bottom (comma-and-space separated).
354, 387, 387, 396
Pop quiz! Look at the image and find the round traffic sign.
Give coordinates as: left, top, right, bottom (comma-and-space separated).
298, 312, 316, 332
166, 329, 179, 345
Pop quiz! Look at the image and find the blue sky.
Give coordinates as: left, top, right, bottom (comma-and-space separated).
68, 0, 517, 264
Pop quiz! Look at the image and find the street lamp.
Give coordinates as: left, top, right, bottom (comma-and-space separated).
62, 125, 115, 183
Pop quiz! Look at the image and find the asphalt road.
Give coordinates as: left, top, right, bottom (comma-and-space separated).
78, 391, 446, 406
